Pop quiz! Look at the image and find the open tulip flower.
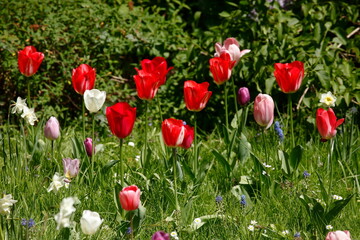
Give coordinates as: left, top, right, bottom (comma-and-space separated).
44, 116, 60, 140
134, 69, 162, 100
162, 118, 194, 149
316, 108, 344, 141
209, 52, 236, 85
274, 61, 304, 93
253, 94, 274, 129
119, 185, 141, 211
325, 230, 351, 240
18, 46, 44, 77
138, 57, 173, 85
84, 89, 106, 113
72, 64, 96, 95
62, 158, 80, 179
184, 80, 212, 112
106, 102, 136, 139
215, 38, 251, 65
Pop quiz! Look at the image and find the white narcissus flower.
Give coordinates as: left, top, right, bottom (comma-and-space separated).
54, 197, 80, 230
11, 97, 27, 114
320, 91, 337, 107
47, 172, 69, 193
21, 106, 38, 125
84, 89, 106, 113
0, 194, 17, 215
80, 210, 103, 235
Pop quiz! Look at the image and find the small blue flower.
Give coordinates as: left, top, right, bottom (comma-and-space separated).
274, 121, 284, 142
21, 219, 27, 226
240, 195, 246, 206
294, 232, 301, 237
27, 219, 35, 228
215, 196, 223, 203
303, 170, 310, 178
126, 227, 132, 234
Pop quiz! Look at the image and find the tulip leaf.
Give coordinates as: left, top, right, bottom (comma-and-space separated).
289, 145, 303, 172
102, 160, 120, 174
211, 149, 230, 175
325, 194, 354, 222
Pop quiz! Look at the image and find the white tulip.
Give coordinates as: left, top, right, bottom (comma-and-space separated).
80, 210, 103, 235
84, 89, 106, 113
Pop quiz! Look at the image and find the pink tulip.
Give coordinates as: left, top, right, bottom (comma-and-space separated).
119, 185, 140, 211
253, 94, 274, 129
62, 158, 80, 179
325, 231, 351, 240
214, 38, 251, 65
44, 117, 60, 140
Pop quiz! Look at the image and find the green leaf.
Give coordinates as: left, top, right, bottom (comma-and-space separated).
325, 194, 354, 222
211, 149, 230, 175
102, 160, 120, 174
289, 145, 303, 172
219, 11, 230, 18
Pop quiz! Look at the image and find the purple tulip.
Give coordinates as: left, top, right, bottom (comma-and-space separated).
84, 138, 94, 157
237, 87, 250, 106
152, 231, 170, 240
44, 116, 60, 140
62, 158, 80, 179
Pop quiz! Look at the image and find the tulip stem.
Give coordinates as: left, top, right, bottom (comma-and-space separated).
232, 77, 238, 114
262, 128, 269, 163
27, 81, 31, 105
224, 82, 229, 131
328, 139, 335, 198
172, 148, 179, 210
143, 101, 148, 168
119, 138, 124, 186
82, 101, 85, 140
91, 113, 95, 184
288, 94, 295, 148
51, 140, 54, 161
193, 113, 198, 175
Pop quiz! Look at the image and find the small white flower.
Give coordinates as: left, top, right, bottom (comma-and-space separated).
247, 225, 255, 232
250, 220, 257, 225
135, 155, 140, 161
80, 210, 103, 235
262, 163, 272, 168
332, 195, 343, 200
262, 170, 267, 175
11, 97, 27, 114
326, 225, 333, 230
21, 106, 38, 125
170, 231, 178, 238
54, 197, 79, 230
282, 230, 289, 235
194, 218, 202, 224
0, 194, 18, 215
47, 173, 69, 193
320, 91, 336, 107
84, 89, 106, 113
128, 142, 135, 147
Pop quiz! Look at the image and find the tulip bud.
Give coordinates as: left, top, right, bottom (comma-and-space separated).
325, 230, 351, 240
119, 185, 140, 211
44, 117, 60, 140
80, 210, 103, 235
62, 158, 80, 179
84, 138, 94, 157
18, 46, 44, 77
253, 94, 274, 129
84, 89, 106, 113
316, 108, 344, 141
72, 64, 96, 95
152, 231, 170, 240
237, 87, 250, 106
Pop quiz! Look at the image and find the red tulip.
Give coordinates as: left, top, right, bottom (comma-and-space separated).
106, 102, 136, 139
209, 52, 236, 85
72, 64, 96, 95
325, 231, 351, 240
139, 57, 173, 85
18, 46, 44, 77
274, 61, 304, 93
133, 70, 161, 100
253, 94, 274, 129
162, 118, 194, 149
316, 108, 344, 141
119, 185, 140, 211
184, 80, 212, 111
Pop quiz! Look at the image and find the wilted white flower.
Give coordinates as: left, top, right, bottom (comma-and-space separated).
47, 173, 69, 193
250, 220, 257, 225
21, 106, 38, 125
11, 97, 27, 114
332, 195, 343, 200
247, 225, 255, 232
0, 194, 17, 215
320, 91, 336, 107
84, 89, 106, 113
54, 197, 79, 230
326, 225, 333, 230
128, 142, 135, 147
80, 210, 103, 235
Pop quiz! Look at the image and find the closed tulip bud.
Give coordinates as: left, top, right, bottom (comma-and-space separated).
215, 38, 251, 65
325, 231, 351, 240
152, 231, 170, 240
18, 46, 44, 77
209, 52, 236, 85
72, 64, 96, 95
84, 138, 94, 157
316, 108, 344, 141
80, 210, 103, 235
84, 89, 106, 113
119, 185, 141, 211
253, 94, 274, 129
44, 117, 60, 140
184, 80, 212, 112
62, 158, 80, 179
106, 102, 136, 139
237, 87, 250, 106
274, 61, 304, 93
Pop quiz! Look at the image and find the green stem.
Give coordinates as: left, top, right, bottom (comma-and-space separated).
262, 128, 268, 163
172, 148, 179, 210
51, 140, 54, 161
224, 82, 229, 131
91, 113, 95, 184
193, 113, 198, 175
82, 101, 85, 140
288, 94, 295, 148
156, 96, 163, 123
328, 139, 334, 197
27, 81, 31, 105
232, 77, 238, 114
119, 138, 124, 186
143, 101, 148, 168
